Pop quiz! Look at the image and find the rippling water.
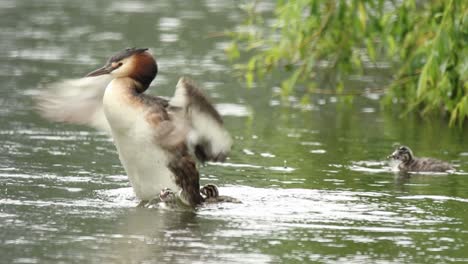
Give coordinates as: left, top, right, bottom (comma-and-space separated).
1, 0, 468, 263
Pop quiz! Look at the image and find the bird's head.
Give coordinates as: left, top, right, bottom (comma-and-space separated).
86, 48, 158, 92
387, 145, 414, 163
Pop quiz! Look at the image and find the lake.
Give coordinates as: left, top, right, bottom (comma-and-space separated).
1, 1, 467, 263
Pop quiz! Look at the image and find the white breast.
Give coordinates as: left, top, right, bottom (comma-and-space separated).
103, 80, 178, 200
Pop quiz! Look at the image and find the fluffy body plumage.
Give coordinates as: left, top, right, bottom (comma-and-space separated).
387, 146, 454, 172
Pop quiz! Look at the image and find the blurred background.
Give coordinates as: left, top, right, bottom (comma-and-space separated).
0, 1, 467, 263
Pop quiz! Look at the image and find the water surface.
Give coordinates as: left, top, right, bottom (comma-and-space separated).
1, 1, 468, 263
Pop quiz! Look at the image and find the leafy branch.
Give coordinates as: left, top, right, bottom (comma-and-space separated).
228, 0, 468, 127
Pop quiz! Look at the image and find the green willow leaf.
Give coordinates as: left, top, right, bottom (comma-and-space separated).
228, 0, 468, 127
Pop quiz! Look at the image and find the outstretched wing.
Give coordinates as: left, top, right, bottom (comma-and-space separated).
35, 75, 113, 133
168, 77, 232, 163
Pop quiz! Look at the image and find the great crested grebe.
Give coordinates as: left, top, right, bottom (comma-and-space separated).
36, 48, 232, 207
387, 145, 454, 172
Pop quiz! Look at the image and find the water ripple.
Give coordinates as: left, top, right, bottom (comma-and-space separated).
199, 186, 450, 230
397, 195, 468, 203
209, 162, 295, 173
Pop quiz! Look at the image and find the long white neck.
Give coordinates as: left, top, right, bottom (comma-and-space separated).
102, 78, 142, 134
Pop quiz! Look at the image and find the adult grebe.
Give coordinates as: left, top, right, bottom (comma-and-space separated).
36, 48, 232, 207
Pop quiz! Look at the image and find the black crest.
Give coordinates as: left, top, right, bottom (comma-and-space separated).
108, 48, 148, 63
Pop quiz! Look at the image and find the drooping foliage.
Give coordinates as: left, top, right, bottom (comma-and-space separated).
228, 0, 468, 127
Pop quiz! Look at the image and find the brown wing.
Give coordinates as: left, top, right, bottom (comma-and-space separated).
168, 77, 232, 163
140, 93, 203, 206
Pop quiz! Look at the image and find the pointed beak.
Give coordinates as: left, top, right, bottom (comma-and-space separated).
85, 64, 113, 77
387, 151, 397, 159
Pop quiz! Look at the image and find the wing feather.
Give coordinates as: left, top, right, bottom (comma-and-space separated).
169, 77, 232, 162
35, 75, 113, 133
139, 94, 203, 206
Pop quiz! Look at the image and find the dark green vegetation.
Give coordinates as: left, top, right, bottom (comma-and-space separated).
228, 0, 468, 126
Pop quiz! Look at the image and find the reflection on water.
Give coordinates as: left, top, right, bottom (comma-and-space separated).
1, 0, 468, 263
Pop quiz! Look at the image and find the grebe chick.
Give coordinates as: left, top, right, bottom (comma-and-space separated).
387, 146, 454, 172
200, 184, 241, 204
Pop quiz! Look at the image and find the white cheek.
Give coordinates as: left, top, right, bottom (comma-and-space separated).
111, 66, 126, 78
111, 60, 133, 78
